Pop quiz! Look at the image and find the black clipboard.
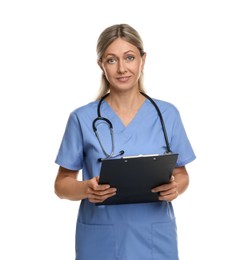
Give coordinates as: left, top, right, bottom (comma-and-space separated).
96, 153, 178, 205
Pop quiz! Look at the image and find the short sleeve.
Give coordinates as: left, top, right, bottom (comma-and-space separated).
55, 112, 84, 170
170, 110, 196, 167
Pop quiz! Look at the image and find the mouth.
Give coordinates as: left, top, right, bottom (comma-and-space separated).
116, 76, 130, 82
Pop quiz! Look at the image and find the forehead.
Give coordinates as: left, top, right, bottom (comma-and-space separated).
103, 38, 139, 56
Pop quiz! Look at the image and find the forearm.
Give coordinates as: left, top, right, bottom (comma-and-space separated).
54, 177, 88, 201
54, 167, 90, 201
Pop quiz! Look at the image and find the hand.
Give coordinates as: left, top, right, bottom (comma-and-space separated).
151, 176, 179, 202
86, 176, 117, 203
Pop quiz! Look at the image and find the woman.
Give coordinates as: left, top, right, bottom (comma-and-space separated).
54, 23, 196, 260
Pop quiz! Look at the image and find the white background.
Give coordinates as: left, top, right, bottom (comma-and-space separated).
1, 1, 248, 259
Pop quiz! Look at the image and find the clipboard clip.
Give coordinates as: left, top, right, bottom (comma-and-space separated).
122, 154, 159, 159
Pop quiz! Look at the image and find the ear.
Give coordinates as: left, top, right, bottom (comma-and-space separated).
142, 52, 147, 61
141, 52, 147, 71
97, 60, 103, 71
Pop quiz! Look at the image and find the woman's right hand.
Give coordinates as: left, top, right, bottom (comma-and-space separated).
86, 176, 117, 203
54, 166, 116, 202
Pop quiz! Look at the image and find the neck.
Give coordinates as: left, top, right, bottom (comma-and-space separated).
105, 90, 146, 126
106, 91, 145, 112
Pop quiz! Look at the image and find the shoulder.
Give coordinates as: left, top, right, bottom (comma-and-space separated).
149, 97, 180, 116
70, 100, 99, 118
63, 101, 99, 126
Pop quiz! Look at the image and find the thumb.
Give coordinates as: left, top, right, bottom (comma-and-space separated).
95, 176, 100, 183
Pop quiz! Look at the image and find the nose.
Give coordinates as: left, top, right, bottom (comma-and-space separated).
117, 60, 127, 74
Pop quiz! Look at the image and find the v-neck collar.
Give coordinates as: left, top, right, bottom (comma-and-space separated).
101, 99, 149, 132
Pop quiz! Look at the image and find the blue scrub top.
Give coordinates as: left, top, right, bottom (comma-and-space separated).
55, 98, 196, 260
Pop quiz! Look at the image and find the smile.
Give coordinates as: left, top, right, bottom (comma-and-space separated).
116, 76, 130, 82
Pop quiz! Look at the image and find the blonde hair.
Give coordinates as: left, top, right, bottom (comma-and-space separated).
95, 24, 146, 100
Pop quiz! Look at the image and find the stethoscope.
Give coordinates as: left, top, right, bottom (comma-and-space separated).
92, 92, 172, 162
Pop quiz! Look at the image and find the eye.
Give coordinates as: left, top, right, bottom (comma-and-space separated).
126, 55, 135, 62
106, 57, 117, 64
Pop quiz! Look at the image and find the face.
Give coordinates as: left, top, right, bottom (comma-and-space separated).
98, 38, 146, 91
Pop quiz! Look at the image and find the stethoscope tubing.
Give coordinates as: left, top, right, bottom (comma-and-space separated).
92, 117, 115, 158
140, 92, 172, 154
92, 92, 172, 160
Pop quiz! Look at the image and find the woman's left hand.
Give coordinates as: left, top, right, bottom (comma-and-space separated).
151, 176, 179, 202
151, 166, 189, 202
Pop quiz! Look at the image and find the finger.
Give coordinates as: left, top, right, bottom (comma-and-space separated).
158, 189, 179, 201
88, 190, 117, 203
87, 187, 117, 196
152, 182, 175, 193
91, 184, 112, 191
159, 187, 178, 196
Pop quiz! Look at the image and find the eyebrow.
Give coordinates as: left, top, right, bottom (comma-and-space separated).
105, 50, 136, 57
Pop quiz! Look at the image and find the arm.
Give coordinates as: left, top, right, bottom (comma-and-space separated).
54, 166, 117, 202
151, 166, 189, 202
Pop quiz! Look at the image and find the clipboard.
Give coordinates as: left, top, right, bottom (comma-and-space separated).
96, 153, 178, 205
